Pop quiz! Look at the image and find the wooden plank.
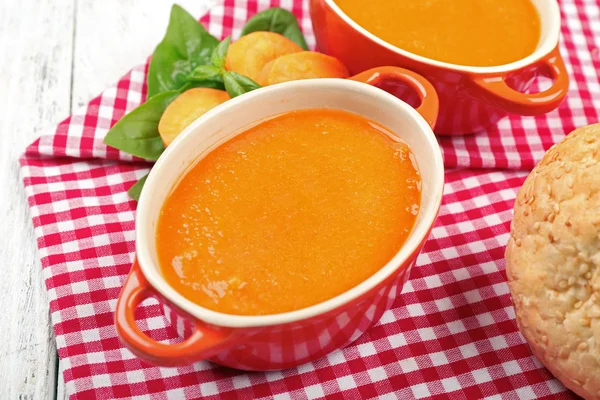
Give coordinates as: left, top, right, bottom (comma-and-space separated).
57, 1, 218, 397
56, 361, 66, 400
0, 0, 74, 398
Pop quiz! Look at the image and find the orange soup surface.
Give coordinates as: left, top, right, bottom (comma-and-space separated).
156, 109, 421, 315
334, 0, 540, 66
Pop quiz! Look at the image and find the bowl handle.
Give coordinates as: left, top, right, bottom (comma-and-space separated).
349, 66, 439, 129
115, 258, 234, 366
471, 47, 569, 115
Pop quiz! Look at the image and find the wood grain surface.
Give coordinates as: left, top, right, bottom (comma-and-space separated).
1, 0, 217, 397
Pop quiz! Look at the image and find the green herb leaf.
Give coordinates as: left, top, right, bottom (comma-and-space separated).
104, 80, 221, 160
147, 4, 219, 98
211, 36, 231, 68
182, 77, 225, 91
229, 72, 261, 92
222, 72, 244, 98
241, 8, 308, 50
189, 65, 221, 81
128, 173, 148, 201
222, 71, 261, 98
104, 91, 178, 160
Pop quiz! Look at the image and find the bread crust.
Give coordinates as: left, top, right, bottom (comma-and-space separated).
505, 124, 600, 400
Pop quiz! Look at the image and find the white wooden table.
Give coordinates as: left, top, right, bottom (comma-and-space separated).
0, 0, 217, 397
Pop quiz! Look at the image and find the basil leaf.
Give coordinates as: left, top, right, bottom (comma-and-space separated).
222, 71, 245, 98
230, 72, 261, 92
223, 71, 261, 98
104, 91, 178, 160
189, 65, 221, 81
241, 8, 308, 50
211, 36, 231, 68
147, 4, 219, 98
182, 78, 225, 91
104, 80, 221, 160
128, 174, 148, 201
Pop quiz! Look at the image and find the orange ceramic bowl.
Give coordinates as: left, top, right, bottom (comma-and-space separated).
115, 67, 444, 370
310, 0, 569, 135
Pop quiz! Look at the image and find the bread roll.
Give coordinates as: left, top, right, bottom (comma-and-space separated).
506, 124, 600, 399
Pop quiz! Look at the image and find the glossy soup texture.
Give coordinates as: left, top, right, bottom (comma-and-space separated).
156, 109, 421, 315
334, 0, 541, 66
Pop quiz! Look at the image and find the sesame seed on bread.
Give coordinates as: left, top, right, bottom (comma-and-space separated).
505, 124, 600, 399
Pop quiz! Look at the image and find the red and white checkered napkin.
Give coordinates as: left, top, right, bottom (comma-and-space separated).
19, 0, 599, 398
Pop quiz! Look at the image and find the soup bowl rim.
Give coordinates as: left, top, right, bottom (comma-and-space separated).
135, 78, 444, 328
320, 0, 561, 73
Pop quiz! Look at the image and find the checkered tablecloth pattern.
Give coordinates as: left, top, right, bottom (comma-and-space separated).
19, 0, 600, 398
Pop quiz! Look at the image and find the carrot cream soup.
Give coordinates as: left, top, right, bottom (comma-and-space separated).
333, 0, 541, 67
156, 109, 421, 315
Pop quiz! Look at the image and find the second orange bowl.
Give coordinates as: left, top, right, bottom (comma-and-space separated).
310, 0, 569, 135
